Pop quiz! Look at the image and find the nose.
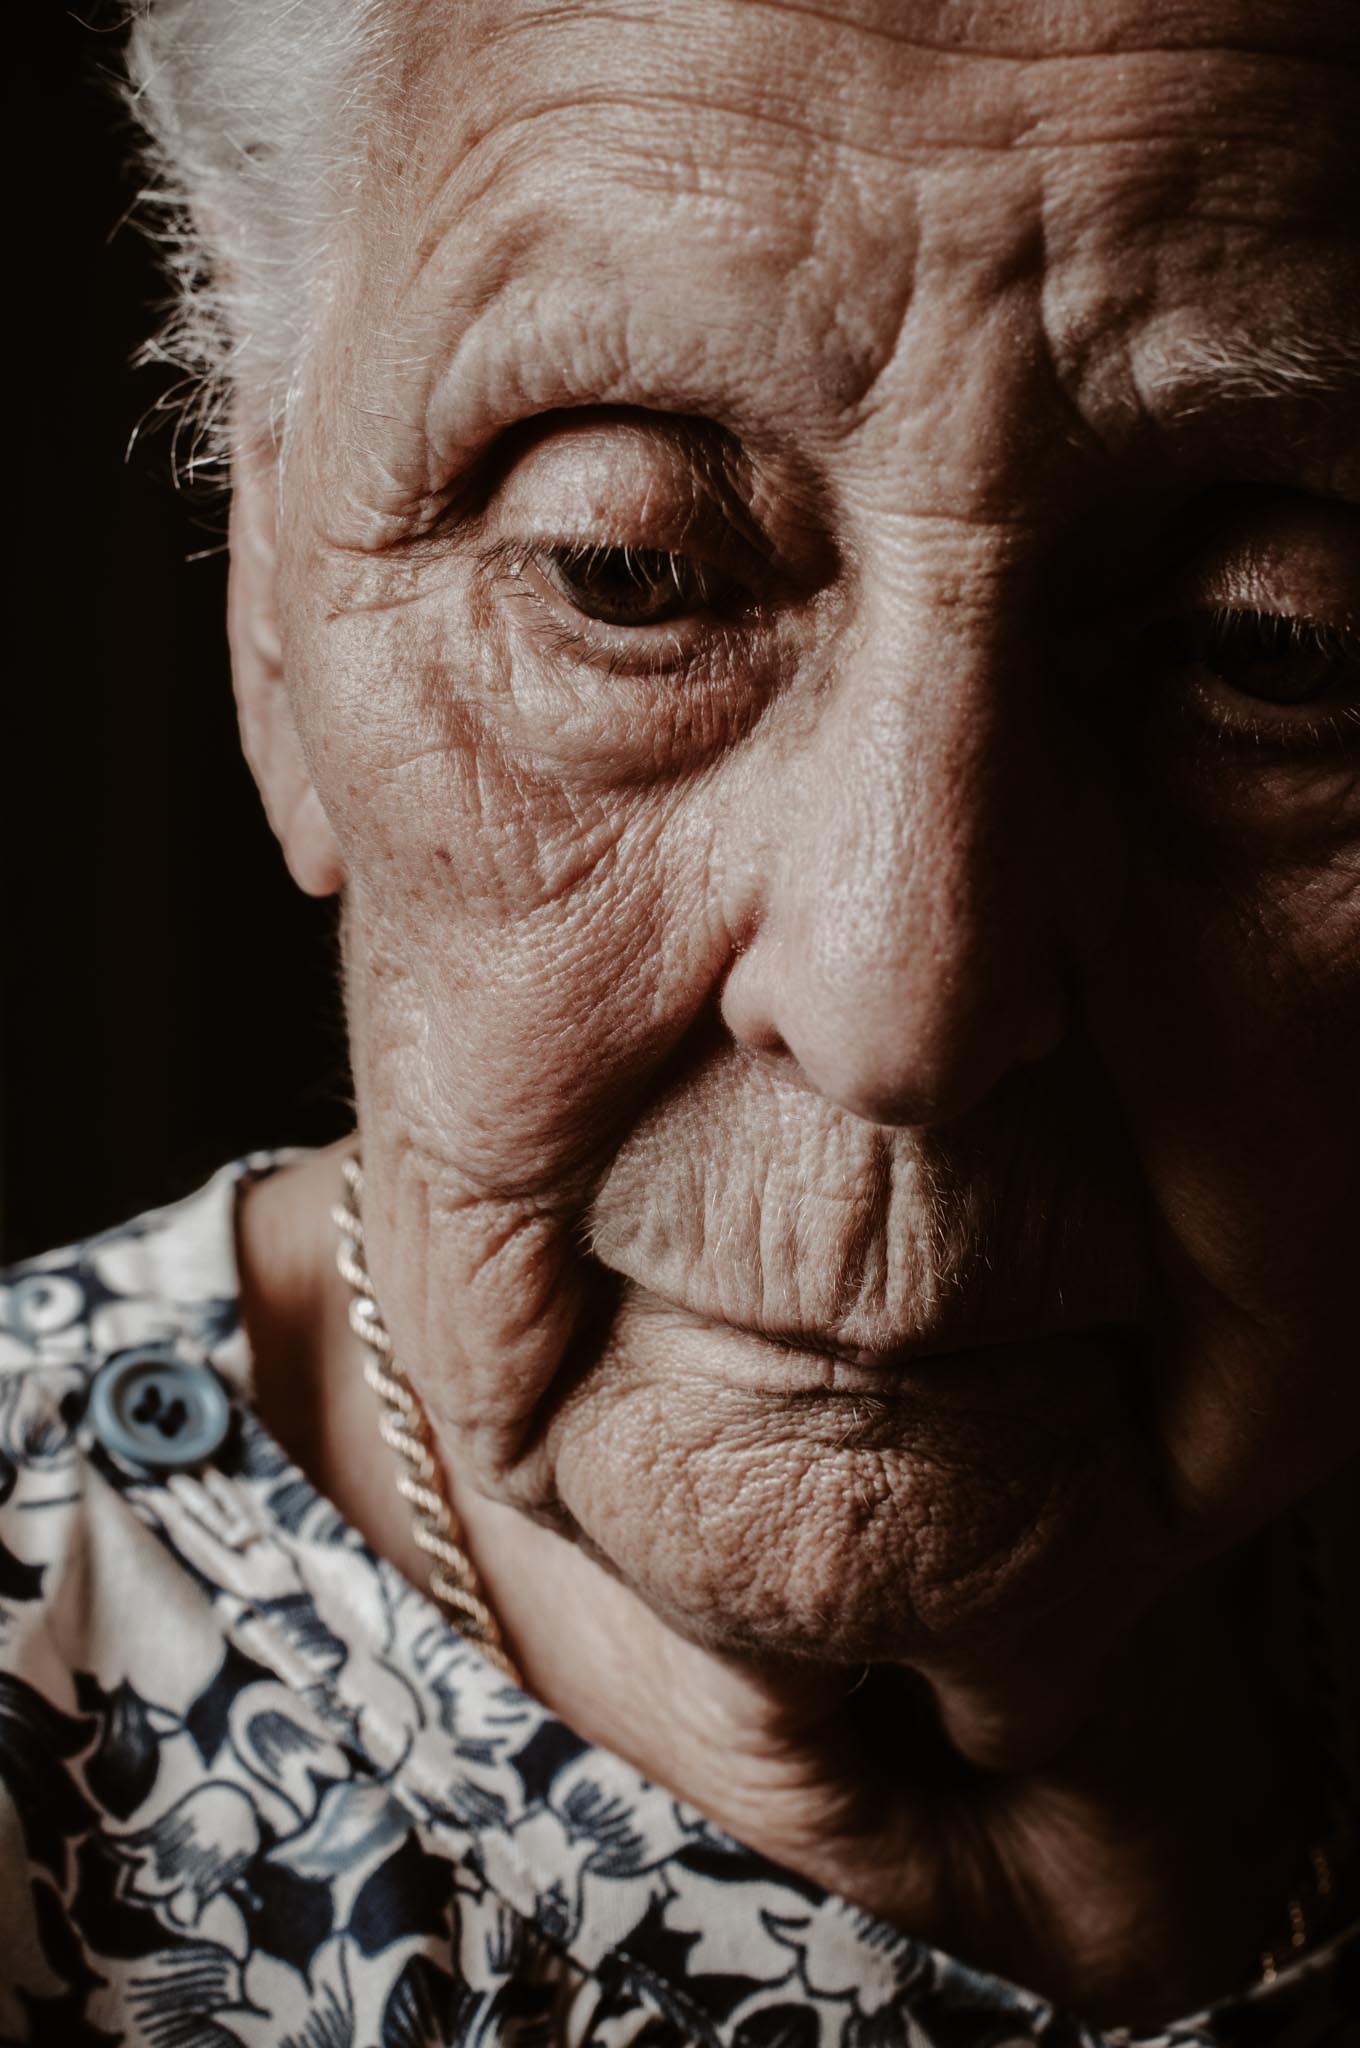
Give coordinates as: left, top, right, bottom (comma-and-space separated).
721, 649, 1072, 1129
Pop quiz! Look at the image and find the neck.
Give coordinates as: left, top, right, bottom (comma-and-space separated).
239, 1148, 1332, 2033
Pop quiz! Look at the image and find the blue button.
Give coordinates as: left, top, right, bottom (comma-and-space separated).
88, 1348, 231, 1474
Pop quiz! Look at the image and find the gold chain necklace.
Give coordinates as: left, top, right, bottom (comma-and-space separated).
331, 1152, 1350, 1983
332, 1155, 519, 1683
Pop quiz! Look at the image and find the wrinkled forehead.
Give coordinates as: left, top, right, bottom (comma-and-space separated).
323, 0, 1359, 487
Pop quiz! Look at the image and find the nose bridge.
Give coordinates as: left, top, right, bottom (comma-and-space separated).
722, 581, 1069, 1128
810, 675, 983, 986
822, 610, 1039, 986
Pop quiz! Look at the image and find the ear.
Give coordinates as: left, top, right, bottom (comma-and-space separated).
228, 447, 344, 898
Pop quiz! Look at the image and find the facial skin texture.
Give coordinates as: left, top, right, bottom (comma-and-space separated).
232, 0, 1360, 2023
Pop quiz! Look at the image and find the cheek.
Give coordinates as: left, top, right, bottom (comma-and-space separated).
294, 599, 736, 1190
284, 591, 756, 1490
1100, 848, 1360, 1300
1093, 847, 1360, 1529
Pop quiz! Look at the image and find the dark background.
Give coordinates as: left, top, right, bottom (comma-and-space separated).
7, 10, 353, 1261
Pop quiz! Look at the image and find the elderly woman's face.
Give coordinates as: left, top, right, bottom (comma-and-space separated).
252, 0, 1358, 1718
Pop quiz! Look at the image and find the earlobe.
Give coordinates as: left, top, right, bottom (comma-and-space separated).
228, 449, 344, 900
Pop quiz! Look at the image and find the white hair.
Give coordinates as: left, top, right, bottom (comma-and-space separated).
124, 0, 390, 472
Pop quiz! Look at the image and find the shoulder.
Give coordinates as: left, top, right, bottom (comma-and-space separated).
0, 1156, 306, 2035
1, 1158, 260, 1493
0, 1156, 268, 1383
0, 1157, 283, 1675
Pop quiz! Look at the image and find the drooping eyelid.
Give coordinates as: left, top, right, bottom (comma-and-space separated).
1171, 489, 1360, 622
448, 406, 834, 584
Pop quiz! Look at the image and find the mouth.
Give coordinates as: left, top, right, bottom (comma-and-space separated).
619, 1285, 1151, 1403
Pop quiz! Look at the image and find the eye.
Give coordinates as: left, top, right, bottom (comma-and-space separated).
1153, 605, 1360, 752
1185, 608, 1359, 708
523, 542, 752, 629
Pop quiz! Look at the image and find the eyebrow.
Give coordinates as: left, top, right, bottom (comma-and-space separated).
1133, 326, 1360, 418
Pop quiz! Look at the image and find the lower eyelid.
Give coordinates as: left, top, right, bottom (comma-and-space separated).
508, 583, 714, 687
1175, 676, 1360, 763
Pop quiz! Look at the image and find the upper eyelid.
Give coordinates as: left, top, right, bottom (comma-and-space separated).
463, 416, 836, 583
454, 407, 751, 523
517, 512, 772, 568
1165, 604, 1360, 651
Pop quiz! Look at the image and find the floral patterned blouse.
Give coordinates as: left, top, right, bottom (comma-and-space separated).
1, 1157, 1355, 2048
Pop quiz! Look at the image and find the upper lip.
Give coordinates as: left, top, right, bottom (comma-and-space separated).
640, 1291, 1152, 1370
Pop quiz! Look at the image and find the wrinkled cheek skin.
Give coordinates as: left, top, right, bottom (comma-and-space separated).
1094, 846, 1360, 1542
292, 591, 734, 1493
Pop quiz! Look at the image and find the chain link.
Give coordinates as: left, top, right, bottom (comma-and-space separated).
333, 1155, 520, 1683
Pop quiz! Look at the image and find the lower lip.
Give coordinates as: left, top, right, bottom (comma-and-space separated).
629, 1301, 1141, 1408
